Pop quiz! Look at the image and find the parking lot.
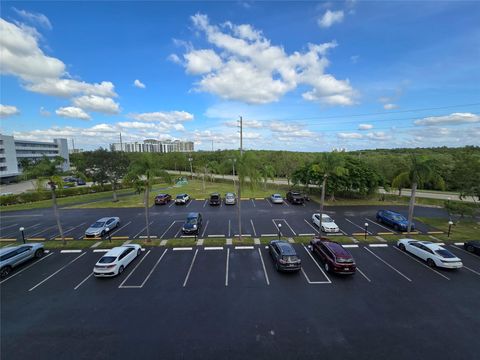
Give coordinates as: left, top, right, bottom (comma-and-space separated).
0, 200, 446, 241
1, 240, 479, 359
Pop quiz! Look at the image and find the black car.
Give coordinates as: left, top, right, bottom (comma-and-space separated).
182, 212, 202, 234
286, 191, 304, 205
268, 240, 302, 272
209, 193, 221, 206
464, 240, 480, 255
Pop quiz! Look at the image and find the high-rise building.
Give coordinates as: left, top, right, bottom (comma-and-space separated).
110, 139, 194, 153
0, 135, 69, 182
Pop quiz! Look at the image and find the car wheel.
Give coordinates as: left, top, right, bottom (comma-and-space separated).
324, 262, 330, 273
398, 243, 406, 251
427, 258, 435, 267
137, 249, 141, 257
118, 265, 124, 274
321, 226, 325, 232
35, 249, 44, 258
467, 245, 475, 253
0, 266, 12, 278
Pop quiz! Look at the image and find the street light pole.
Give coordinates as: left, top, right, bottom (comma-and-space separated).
447, 221, 453, 238
364, 222, 369, 240
19, 227, 25, 244
106, 227, 111, 242
278, 223, 282, 239
188, 157, 193, 179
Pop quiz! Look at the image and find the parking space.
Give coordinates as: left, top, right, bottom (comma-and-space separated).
228, 247, 270, 287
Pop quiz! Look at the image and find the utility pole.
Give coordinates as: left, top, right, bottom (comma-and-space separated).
237, 116, 243, 242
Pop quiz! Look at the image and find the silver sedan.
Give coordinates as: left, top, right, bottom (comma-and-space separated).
85, 217, 120, 237
270, 194, 284, 204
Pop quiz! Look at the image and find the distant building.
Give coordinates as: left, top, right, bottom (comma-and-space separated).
69, 148, 84, 154
110, 139, 194, 153
0, 135, 69, 182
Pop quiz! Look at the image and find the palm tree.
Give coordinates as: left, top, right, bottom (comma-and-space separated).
260, 164, 275, 190
391, 172, 410, 196
311, 153, 348, 235
125, 154, 171, 242
394, 155, 443, 234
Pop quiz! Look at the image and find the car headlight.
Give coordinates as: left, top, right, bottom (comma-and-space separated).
193, 225, 197, 229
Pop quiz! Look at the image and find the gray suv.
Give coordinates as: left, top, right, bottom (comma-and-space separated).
0, 243, 45, 278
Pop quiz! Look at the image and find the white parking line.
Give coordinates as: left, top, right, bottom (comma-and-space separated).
201, 220, 209, 238
133, 221, 154, 239
168, 201, 175, 208
301, 244, 332, 284
225, 248, 230, 286
29, 253, 86, 291
454, 242, 464, 246
393, 246, 450, 280
228, 220, 231, 238
303, 218, 320, 234
450, 245, 480, 259
205, 247, 224, 250
283, 201, 290, 207
60, 249, 82, 253
365, 217, 397, 233
251, 199, 256, 208
173, 247, 193, 251
345, 218, 373, 234
266, 199, 273, 207
463, 266, 480, 277
257, 248, 270, 285
208, 234, 225, 238
109, 221, 132, 237
186, 200, 192, 207
93, 249, 109, 252
369, 244, 388, 247
118, 250, 152, 288
364, 247, 412, 282
74, 273, 94, 290
203, 199, 208, 208
135, 249, 169, 288
261, 234, 277, 237
343, 244, 359, 248
0, 223, 19, 231
250, 219, 257, 237
29, 225, 57, 237
182, 249, 198, 287
356, 267, 372, 282
272, 219, 297, 236
3, 223, 42, 237
49, 222, 87, 240
0, 252, 53, 284
160, 220, 182, 239
235, 246, 254, 250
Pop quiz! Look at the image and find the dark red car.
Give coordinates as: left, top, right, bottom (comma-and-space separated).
154, 193, 171, 205
310, 238, 356, 275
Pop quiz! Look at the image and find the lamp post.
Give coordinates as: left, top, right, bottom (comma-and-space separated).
19, 227, 25, 244
106, 227, 111, 242
188, 157, 193, 179
447, 221, 453, 238
277, 223, 282, 239
364, 222, 369, 240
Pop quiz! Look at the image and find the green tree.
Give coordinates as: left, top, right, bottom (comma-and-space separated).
23, 156, 67, 244
124, 154, 171, 242
259, 164, 276, 190
391, 172, 410, 196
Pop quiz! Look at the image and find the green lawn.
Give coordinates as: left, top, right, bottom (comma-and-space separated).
69, 180, 289, 209
416, 217, 479, 242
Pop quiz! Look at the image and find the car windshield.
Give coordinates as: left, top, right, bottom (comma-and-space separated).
211, 195, 219, 199
91, 222, 105, 228
435, 249, 456, 258
98, 256, 116, 263
226, 194, 234, 198
392, 215, 405, 221
323, 216, 333, 222
176, 195, 184, 199
273, 194, 281, 198
186, 218, 197, 225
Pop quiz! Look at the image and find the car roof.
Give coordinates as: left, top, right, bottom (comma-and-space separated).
187, 212, 200, 217
96, 217, 113, 222
323, 241, 352, 257
419, 241, 444, 250
103, 246, 130, 257
271, 240, 296, 255
176, 193, 186, 196
226, 192, 235, 196
156, 193, 169, 196
272, 193, 281, 196
0, 245, 22, 255
381, 210, 402, 216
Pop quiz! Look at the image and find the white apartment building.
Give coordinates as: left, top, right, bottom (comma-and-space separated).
0, 135, 69, 182
110, 139, 194, 153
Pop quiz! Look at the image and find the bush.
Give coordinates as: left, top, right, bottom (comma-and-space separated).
444, 201, 478, 218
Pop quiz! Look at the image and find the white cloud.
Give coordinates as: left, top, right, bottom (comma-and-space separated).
72, 95, 120, 114
0, 104, 20, 118
128, 111, 194, 123
366, 131, 392, 141
39, 107, 51, 116
268, 121, 316, 138
384, 103, 398, 110
174, 14, 356, 106
167, 53, 182, 64
25, 79, 117, 98
12, 8, 52, 30
318, 10, 344, 28
184, 49, 223, 75
224, 119, 263, 128
414, 112, 480, 126
358, 124, 373, 130
117, 121, 156, 129
133, 79, 146, 89
55, 106, 91, 120
337, 132, 363, 139
350, 55, 359, 64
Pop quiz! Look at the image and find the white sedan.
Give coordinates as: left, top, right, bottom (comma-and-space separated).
312, 213, 340, 233
397, 239, 463, 269
93, 244, 142, 277
270, 194, 284, 204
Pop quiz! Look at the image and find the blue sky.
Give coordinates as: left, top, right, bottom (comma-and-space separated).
1, 0, 479, 151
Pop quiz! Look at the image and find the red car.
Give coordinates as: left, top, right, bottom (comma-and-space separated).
310, 238, 356, 275
154, 193, 171, 205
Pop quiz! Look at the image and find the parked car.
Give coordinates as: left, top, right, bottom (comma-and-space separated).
268, 240, 302, 272
464, 240, 480, 255
286, 190, 304, 205
376, 209, 414, 232
182, 212, 203, 234
155, 193, 172, 205
85, 217, 120, 237
209, 193, 221, 206
310, 238, 356, 274
93, 244, 142, 277
312, 213, 340, 233
397, 239, 463, 269
270, 194, 284, 204
63, 176, 77, 183
225, 192, 236, 205
175, 193, 190, 205
0, 243, 45, 278
76, 178, 86, 186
